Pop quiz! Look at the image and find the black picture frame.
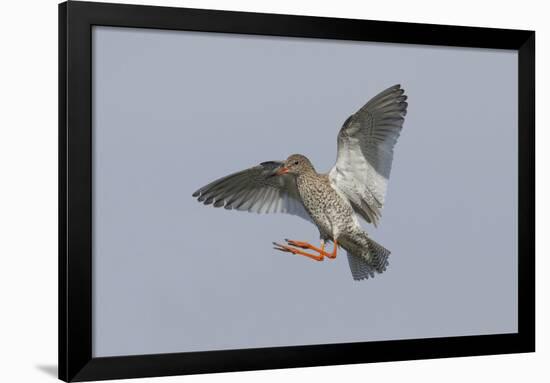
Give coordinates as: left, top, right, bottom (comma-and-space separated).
59, 1, 535, 381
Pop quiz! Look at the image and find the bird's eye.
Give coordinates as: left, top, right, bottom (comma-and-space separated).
294, 161, 299, 165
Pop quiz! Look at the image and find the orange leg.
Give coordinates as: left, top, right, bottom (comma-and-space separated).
285, 239, 338, 259
273, 239, 338, 261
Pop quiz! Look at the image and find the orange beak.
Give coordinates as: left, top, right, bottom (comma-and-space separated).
276, 167, 289, 175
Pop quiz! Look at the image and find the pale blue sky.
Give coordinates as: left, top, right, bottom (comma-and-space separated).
92, 26, 518, 357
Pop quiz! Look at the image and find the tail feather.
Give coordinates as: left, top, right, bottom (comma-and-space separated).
366, 238, 391, 272
345, 236, 391, 281
347, 252, 376, 280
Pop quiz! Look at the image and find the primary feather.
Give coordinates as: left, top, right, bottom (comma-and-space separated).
192, 161, 312, 223
329, 84, 407, 226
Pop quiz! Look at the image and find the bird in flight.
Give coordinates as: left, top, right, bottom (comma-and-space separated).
192, 84, 408, 280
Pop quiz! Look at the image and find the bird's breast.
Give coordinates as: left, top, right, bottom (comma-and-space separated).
296, 175, 354, 237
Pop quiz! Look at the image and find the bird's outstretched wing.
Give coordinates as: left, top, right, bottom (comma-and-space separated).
328, 84, 408, 226
192, 161, 312, 222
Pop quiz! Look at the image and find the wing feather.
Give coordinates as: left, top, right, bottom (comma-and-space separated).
329, 84, 408, 226
193, 161, 312, 223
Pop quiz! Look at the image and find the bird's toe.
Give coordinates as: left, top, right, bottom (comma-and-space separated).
273, 242, 292, 253
285, 239, 310, 249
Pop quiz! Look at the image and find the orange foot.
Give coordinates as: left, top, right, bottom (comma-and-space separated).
273, 239, 338, 261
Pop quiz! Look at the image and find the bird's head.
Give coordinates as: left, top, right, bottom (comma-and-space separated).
276, 154, 315, 176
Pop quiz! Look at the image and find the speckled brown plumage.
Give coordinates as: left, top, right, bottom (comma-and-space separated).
193, 84, 407, 280
291, 156, 354, 241
276, 154, 390, 279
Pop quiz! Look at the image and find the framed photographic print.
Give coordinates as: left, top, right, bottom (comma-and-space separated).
59, 1, 535, 381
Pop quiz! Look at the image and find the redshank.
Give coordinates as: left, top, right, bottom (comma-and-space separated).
193, 84, 408, 280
